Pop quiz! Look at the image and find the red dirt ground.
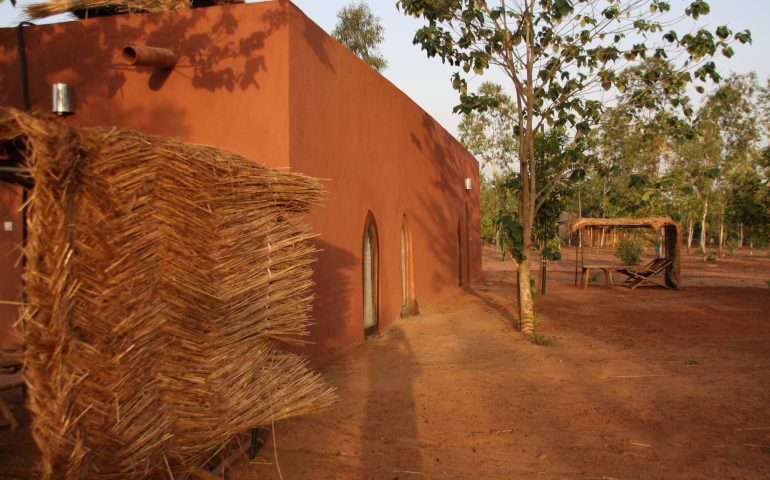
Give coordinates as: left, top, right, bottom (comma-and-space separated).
2, 246, 770, 479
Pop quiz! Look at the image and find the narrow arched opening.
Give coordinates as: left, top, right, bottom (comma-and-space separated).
457, 220, 464, 286
400, 214, 417, 317
362, 211, 379, 337
465, 202, 471, 284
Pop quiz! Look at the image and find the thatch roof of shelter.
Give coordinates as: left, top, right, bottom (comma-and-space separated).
570, 216, 680, 232
24, 0, 241, 20
0, 107, 335, 479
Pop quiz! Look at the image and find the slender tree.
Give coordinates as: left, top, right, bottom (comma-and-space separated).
397, 0, 750, 335
459, 82, 518, 176
332, 2, 388, 71
670, 73, 762, 254
726, 169, 770, 249
585, 59, 694, 223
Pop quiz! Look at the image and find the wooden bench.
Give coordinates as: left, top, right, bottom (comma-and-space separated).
581, 265, 615, 289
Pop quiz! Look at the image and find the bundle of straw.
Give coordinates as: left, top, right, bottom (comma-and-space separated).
0, 107, 336, 479
24, 0, 243, 20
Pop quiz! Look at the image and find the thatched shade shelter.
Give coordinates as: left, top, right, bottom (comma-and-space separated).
570, 216, 683, 289
0, 107, 335, 479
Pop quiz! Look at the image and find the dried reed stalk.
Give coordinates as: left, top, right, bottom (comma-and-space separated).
24, 0, 242, 20
0, 107, 336, 479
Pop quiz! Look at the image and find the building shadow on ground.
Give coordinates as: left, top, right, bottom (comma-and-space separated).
362, 325, 421, 478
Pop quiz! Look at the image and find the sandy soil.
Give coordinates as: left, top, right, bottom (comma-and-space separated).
2, 247, 770, 479
231, 247, 770, 480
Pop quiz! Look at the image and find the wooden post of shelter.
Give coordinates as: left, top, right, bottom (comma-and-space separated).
574, 227, 581, 286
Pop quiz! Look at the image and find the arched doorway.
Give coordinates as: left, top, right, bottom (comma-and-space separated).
457, 221, 464, 286
400, 214, 416, 317
363, 212, 379, 337
465, 202, 471, 284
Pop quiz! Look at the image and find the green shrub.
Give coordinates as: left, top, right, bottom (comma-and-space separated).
531, 332, 557, 346
547, 236, 562, 254
530, 314, 556, 346
614, 239, 644, 266
480, 216, 495, 243
706, 254, 717, 263
726, 239, 740, 255
541, 246, 561, 261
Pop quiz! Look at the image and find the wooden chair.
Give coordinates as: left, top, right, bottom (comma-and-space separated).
615, 257, 673, 290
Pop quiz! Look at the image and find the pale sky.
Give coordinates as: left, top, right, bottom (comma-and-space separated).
1, 1, 768, 137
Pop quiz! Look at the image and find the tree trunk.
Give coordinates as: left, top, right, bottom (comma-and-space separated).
538, 237, 545, 293
718, 202, 724, 257
517, 256, 534, 336
576, 182, 583, 246
594, 228, 600, 254
718, 221, 724, 257
739, 223, 744, 249
687, 213, 694, 250
699, 199, 709, 254
516, 7, 536, 339
517, 178, 535, 336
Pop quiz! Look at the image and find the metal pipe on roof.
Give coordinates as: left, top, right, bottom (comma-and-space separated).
16, 22, 36, 111
122, 46, 178, 69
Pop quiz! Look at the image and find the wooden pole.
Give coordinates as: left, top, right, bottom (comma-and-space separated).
574, 228, 581, 286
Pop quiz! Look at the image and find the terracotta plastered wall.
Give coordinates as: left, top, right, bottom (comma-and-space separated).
288, 4, 482, 358
0, 2, 291, 166
0, 0, 482, 357
0, 2, 293, 347
0, 185, 23, 348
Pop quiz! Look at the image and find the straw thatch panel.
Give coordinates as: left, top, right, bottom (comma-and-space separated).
569, 216, 680, 233
0, 107, 336, 479
570, 216, 683, 289
24, 0, 242, 20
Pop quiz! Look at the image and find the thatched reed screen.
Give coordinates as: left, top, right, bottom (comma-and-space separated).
0, 108, 335, 479
24, 0, 243, 20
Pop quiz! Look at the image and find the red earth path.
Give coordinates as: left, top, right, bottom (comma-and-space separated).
2, 247, 770, 479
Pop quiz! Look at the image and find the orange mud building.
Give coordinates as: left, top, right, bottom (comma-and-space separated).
0, 0, 481, 359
